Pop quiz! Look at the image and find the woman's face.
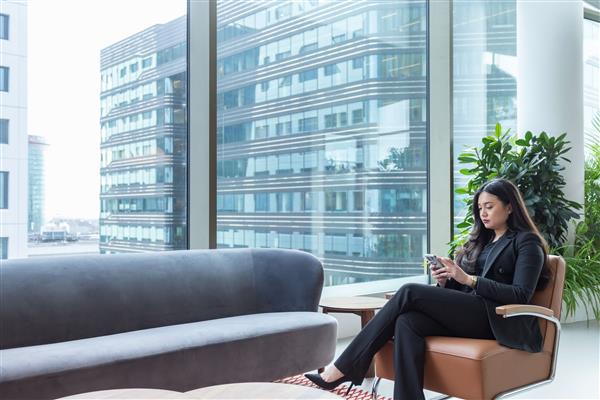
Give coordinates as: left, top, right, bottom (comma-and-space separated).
477, 192, 512, 232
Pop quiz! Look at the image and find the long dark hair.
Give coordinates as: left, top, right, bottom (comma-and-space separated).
455, 178, 550, 290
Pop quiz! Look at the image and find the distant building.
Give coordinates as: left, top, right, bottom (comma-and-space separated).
0, 1, 28, 259
99, 16, 187, 253
28, 135, 49, 234
40, 221, 71, 242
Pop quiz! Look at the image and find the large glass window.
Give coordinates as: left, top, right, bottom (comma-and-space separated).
19, 0, 187, 258
452, 1, 517, 226
584, 16, 600, 150
216, 1, 429, 286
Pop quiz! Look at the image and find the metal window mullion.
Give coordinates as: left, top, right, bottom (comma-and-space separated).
428, 0, 453, 259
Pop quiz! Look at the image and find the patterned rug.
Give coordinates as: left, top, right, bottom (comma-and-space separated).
276, 375, 392, 400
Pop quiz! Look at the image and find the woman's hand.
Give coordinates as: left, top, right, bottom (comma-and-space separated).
436, 257, 472, 286
430, 261, 448, 287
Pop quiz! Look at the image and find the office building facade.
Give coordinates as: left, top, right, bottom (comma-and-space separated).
0, 0, 28, 259
216, 1, 429, 285
99, 16, 187, 253
28, 135, 48, 234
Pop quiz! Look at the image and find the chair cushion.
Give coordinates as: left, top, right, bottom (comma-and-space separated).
0, 312, 337, 400
375, 337, 552, 399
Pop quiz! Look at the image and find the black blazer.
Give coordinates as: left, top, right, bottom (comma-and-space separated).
445, 230, 545, 352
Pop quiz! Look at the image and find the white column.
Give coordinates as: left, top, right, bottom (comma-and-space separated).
429, 0, 452, 257
517, 1, 584, 216
188, 0, 215, 249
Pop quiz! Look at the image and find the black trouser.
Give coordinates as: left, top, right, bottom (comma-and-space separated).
334, 283, 495, 400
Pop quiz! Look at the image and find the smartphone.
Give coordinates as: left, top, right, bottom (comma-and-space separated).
424, 254, 441, 270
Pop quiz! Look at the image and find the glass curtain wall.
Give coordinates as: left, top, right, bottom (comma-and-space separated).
452, 1, 517, 226
216, 0, 428, 286
584, 16, 600, 151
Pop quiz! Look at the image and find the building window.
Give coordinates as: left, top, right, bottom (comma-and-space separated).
0, 119, 8, 144
0, 171, 8, 209
0, 66, 8, 92
0, 237, 7, 260
299, 69, 317, 82
0, 14, 8, 40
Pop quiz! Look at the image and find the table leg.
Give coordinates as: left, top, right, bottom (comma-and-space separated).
318, 309, 329, 374
360, 310, 376, 378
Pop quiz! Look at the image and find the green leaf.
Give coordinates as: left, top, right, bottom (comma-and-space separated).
495, 123, 502, 138
458, 156, 478, 163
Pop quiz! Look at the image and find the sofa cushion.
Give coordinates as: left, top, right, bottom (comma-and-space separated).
0, 312, 337, 400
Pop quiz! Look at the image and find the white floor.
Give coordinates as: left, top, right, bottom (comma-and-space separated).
326, 320, 599, 399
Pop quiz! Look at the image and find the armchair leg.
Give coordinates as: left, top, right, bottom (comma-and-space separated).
371, 377, 382, 399
371, 378, 451, 400
428, 395, 452, 400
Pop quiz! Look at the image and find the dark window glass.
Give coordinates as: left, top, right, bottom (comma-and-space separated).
0, 119, 8, 144
255, 193, 269, 212
0, 14, 8, 40
0, 66, 8, 92
0, 237, 7, 259
299, 69, 317, 82
324, 64, 339, 76
0, 171, 8, 209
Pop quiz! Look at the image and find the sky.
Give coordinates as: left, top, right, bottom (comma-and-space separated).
28, 0, 186, 220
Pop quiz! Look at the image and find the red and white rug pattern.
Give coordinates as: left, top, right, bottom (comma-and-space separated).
276, 375, 392, 400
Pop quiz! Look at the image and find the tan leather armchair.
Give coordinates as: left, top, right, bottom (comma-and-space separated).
373, 255, 565, 400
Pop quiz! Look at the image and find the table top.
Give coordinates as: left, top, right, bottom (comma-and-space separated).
61, 383, 342, 399
319, 296, 387, 312
61, 388, 189, 399
187, 382, 343, 399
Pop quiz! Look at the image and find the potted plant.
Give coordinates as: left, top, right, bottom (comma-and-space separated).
453, 123, 600, 321
559, 115, 600, 320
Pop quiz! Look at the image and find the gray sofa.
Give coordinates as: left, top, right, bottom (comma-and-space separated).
0, 248, 337, 399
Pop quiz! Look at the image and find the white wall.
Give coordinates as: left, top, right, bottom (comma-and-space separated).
0, 0, 28, 259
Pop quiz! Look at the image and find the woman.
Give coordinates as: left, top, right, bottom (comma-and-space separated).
306, 178, 550, 399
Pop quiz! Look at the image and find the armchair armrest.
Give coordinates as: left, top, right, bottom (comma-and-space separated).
496, 304, 554, 318
494, 303, 562, 386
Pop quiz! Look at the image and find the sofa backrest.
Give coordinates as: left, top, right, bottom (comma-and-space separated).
0, 248, 324, 349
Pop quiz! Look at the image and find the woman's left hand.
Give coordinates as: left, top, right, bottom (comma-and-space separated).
437, 257, 471, 286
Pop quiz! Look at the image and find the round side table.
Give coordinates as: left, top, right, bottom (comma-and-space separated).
187, 382, 342, 399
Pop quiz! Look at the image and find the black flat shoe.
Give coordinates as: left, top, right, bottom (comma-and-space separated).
304, 373, 356, 395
